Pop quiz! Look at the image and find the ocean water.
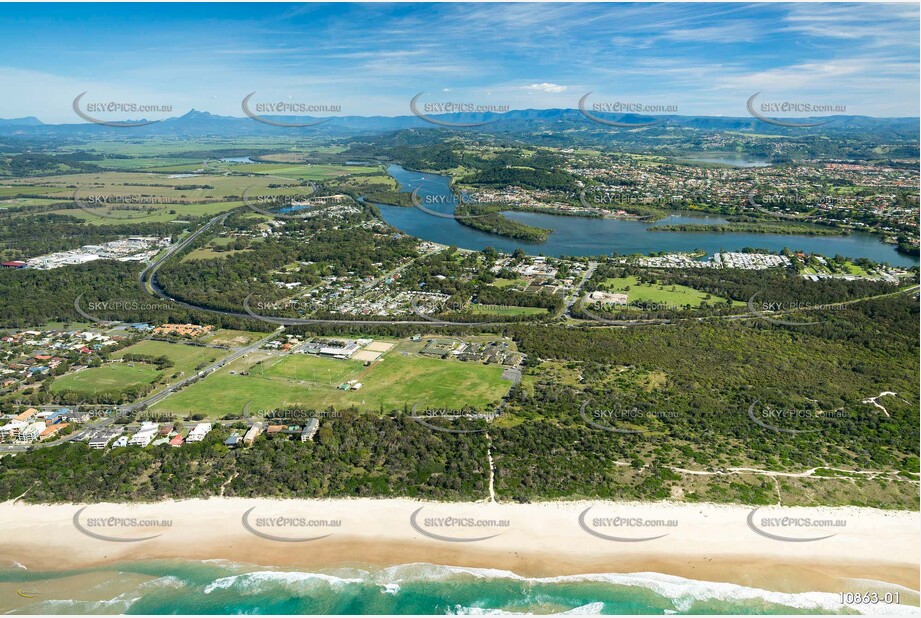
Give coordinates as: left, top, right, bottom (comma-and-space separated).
2, 561, 916, 615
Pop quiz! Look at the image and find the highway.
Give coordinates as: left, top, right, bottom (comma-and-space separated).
138, 214, 919, 331
141, 214, 521, 327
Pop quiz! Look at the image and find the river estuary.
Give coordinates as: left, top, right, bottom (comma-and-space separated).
371, 165, 918, 266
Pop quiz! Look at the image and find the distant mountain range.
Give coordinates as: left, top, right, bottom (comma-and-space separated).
0, 108, 917, 138
0, 116, 44, 127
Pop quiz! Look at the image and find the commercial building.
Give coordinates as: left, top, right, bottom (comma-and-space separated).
45, 409, 70, 425
185, 422, 212, 442
301, 339, 361, 359
39, 423, 69, 440
0, 420, 27, 439
88, 428, 123, 450
63, 409, 92, 424
129, 422, 159, 446
14, 408, 38, 422
18, 421, 48, 443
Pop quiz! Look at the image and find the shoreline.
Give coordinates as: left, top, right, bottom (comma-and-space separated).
0, 498, 917, 598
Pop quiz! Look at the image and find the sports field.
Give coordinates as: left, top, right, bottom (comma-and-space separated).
151, 345, 510, 417
112, 340, 228, 376
50, 363, 161, 396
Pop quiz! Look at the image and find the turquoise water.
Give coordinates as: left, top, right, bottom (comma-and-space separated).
0, 561, 893, 614
373, 165, 918, 267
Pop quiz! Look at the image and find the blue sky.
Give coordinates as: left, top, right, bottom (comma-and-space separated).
0, 2, 918, 122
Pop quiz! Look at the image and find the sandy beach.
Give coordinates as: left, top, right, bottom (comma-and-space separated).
0, 498, 917, 598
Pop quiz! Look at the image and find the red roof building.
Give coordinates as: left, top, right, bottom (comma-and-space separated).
39, 423, 68, 440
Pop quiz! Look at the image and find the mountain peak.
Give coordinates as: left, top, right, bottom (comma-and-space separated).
181, 109, 212, 119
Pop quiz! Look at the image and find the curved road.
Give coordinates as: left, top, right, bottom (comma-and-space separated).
140, 214, 919, 329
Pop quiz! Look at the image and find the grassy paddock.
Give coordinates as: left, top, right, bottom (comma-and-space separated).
50, 363, 160, 395
600, 276, 740, 308
151, 344, 510, 417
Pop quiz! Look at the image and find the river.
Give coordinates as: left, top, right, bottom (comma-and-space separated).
371, 165, 918, 266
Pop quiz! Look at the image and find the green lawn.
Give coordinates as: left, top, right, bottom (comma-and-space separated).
600, 276, 739, 308
842, 262, 870, 277
258, 354, 365, 386
112, 340, 228, 376
151, 347, 510, 417
51, 363, 161, 395
51, 338, 225, 399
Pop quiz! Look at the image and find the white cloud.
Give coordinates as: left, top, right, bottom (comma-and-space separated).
523, 83, 567, 93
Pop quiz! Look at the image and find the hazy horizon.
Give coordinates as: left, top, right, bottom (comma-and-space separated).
1, 2, 918, 123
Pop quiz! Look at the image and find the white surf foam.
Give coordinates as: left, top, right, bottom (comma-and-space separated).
202, 570, 364, 595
